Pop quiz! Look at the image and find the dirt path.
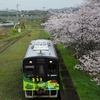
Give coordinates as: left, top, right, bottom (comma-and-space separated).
56, 47, 80, 100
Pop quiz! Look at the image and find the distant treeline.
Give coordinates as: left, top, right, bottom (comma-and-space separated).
0, 7, 79, 17
0, 10, 48, 17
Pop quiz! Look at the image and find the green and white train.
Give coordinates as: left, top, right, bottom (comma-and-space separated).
22, 39, 59, 98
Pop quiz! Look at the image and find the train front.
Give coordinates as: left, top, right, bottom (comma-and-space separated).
23, 57, 59, 98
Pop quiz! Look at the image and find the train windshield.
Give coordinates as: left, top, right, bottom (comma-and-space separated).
23, 59, 35, 78
25, 66, 34, 78
48, 60, 57, 75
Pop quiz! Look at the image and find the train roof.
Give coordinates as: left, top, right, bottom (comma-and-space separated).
24, 39, 58, 59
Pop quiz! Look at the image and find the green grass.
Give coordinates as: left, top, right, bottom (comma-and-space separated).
0, 20, 42, 43
57, 43, 100, 100
0, 28, 28, 43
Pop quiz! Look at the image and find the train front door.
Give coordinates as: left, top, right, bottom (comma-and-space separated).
35, 63, 47, 82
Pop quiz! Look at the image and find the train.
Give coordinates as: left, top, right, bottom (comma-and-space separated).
22, 39, 59, 98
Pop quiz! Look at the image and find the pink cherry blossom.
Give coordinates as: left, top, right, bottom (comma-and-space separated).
42, 0, 100, 85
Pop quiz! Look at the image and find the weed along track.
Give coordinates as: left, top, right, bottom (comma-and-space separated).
0, 30, 32, 54
56, 46, 80, 100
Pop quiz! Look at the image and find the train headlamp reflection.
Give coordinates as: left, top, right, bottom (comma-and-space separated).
49, 60, 52, 63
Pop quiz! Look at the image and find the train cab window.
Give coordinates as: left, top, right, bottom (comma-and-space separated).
48, 60, 57, 75
25, 66, 34, 78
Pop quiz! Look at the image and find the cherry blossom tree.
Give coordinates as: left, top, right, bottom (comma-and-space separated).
74, 50, 100, 85
43, 0, 100, 53
42, 0, 100, 84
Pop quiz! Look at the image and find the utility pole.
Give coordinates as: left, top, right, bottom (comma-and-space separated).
6, 8, 9, 21
16, 4, 20, 22
43, 7, 45, 11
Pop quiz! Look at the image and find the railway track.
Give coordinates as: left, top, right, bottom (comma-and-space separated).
0, 30, 32, 54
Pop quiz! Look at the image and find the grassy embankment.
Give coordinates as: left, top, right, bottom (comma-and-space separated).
0, 20, 42, 43
57, 44, 100, 100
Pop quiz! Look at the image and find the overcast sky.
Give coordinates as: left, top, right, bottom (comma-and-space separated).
0, 0, 83, 10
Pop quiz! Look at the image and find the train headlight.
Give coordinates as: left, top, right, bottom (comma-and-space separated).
29, 61, 32, 63
49, 61, 52, 63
